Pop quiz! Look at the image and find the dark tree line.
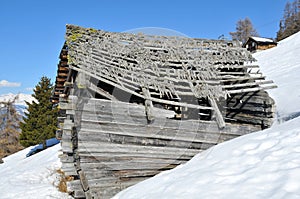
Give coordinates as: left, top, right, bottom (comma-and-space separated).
277, 0, 300, 41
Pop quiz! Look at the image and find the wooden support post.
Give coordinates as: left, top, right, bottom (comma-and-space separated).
209, 97, 225, 129
142, 87, 154, 124
88, 82, 118, 101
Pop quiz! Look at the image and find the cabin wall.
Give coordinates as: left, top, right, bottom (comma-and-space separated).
257, 44, 277, 51
57, 92, 261, 198
52, 25, 277, 198
225, 90, 275, 128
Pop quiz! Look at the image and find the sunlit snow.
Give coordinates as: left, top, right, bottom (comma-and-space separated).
0, 145, 70, 199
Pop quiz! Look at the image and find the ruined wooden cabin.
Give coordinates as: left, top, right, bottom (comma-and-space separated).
51, 25, 277, 198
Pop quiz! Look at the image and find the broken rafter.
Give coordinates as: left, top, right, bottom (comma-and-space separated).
70, 66, 213, 111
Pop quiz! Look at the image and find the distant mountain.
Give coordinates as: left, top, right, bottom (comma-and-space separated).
0, 93, 36, 106
0, 93, 36, 117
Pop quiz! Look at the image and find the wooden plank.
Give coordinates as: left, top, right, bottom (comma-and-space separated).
226, 85, 277, 94
77, 127, 235, 146
60, 154, 74, 163
77, 141, 202, 156
78, 131, 215, 151
88, 82, 118, 101
142, 87, 154, 123
61, 141, 73, 153
78, 170, 89, 192
83, 169, 160, 180
77, 109, 258, 135
80, 160, 183, 171
222, 80, 274, 89
78, 151, 195, 162
209, 97, 225, 129
67, 180, 82, 194
74, 190, 85, 199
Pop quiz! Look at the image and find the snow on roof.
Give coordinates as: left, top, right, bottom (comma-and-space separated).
250, 36, 275, 43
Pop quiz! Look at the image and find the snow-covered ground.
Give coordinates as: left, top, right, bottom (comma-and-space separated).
0, 144, 70, 199
0, 32, 299, 198
253, 31, 300, 120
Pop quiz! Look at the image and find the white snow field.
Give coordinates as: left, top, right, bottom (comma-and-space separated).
254, 31, 300, 120
0, 144, 70, 199
1, 32, 300, 198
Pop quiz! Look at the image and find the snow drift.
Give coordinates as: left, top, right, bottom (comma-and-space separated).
0, 144, 70, 199
253, 31, 300, 121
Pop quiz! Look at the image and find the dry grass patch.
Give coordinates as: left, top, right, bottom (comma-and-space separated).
57, 169, 74, 193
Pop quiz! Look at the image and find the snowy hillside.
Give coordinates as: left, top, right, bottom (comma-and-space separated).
0, 144, 70, 199
113, 32, 300, 198
253, 31, 300, 121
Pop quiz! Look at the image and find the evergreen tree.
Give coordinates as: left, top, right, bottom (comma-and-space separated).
230, 17, 259, 44
20, 76, 58, 147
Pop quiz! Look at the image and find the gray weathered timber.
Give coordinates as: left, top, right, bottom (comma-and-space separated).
57, 97, 262, 198
51, 25, 277, 199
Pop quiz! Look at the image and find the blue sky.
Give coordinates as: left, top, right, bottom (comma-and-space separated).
0, 0, 288, 95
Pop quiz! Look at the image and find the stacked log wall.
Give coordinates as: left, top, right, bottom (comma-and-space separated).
58, 94, 261, 198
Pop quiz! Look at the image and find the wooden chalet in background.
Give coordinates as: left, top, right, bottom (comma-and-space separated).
51, 25, 277, 198
243, 36, 277, 53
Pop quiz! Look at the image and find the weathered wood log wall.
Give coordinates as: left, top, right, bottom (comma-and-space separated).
51, 25, 277, 198
58, 93, 261, 198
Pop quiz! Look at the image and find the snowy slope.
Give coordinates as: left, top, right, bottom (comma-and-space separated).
0, 144, 70, 199
253, 31, 300, 120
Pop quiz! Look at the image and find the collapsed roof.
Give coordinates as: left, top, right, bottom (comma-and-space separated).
52, 25, 276, 128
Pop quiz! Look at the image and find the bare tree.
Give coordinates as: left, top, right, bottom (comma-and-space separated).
230, 17, 259, 44
277, 0, 300, 41
0, 95, 23, 159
